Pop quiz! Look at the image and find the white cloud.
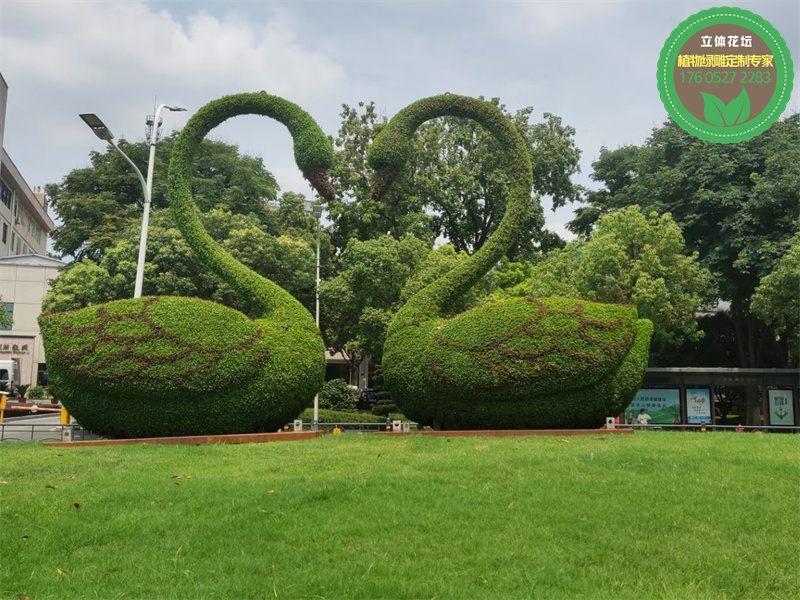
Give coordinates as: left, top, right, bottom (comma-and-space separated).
0, 1, 346, 194
1, 3, 344, 101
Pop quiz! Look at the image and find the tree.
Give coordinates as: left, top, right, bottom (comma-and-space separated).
569, 115, 800, 423
414, 102, 582, 260
319, 235, 430, 380
751, 232, 800, 366
43, 209, 317, 316
508, 206, 712, 354
46, 133, 280, 262
327, 102, 436, 251
327, 100, 582, 260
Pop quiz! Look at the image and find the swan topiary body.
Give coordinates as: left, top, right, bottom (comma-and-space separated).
39, 93, 331, 437
370, 95, 653, 429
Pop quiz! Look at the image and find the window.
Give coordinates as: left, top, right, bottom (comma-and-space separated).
1, 223, 7, 244
0, 180, 10, 210
1, 303, 13, 331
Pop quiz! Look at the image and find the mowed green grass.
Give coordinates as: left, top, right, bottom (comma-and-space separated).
1, 432, 798, 600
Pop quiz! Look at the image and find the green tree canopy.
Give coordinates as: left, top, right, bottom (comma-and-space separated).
751, 232, 800, 365
43, 209, 316, 316
327, 99, 581, 260
47, 133, 280, 262
569, 115, 799, 371
508, 206, 711, 354
319, 235, 430, 374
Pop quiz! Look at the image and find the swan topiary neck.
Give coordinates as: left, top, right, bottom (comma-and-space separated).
168, 92, 335, 321
368, 94, 533, 331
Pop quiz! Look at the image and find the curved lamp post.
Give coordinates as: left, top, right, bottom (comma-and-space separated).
79, 104, 185, 298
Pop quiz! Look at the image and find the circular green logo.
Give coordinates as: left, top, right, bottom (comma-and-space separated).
657, 6, 794, 143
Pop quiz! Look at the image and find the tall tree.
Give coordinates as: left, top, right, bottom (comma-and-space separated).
751, 232, 800, 366
327, 99, 582, 260
46, 132, 280, 261
570, 115, 800, 423
319, 235, 430, 380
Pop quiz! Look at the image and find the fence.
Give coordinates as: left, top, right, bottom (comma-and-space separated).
0, 423, 99, 443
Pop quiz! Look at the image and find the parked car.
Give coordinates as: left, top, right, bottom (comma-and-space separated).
356, 389, 378, 411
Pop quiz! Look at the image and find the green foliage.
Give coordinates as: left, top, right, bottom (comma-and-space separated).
320, 235, 430, 364
298, 408, 385, 423
43, 209, 318, 316
318, 378, 357, 413
15, 385, 30, 400
373, 95, 652, 429
571, 114, 799, 370
751, 232, 800, 333
0, 299, 12, 329
507, 206, 711, 350
40, 296, 324, 437
371, 401, 398, 417
327, 99, 581, 260
40, 93, 330, 437
26, 386, 50, 401
47, 132, 280, 262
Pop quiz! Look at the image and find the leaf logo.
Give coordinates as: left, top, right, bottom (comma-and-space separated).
700, 88, 751, 127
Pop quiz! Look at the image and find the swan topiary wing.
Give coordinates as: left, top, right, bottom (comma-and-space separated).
423, 297, 637, 392
40, 297, 272, 394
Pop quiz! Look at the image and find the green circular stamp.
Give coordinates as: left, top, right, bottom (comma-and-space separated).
657, 6, 794, 143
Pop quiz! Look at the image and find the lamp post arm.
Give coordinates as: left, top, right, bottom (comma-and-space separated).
108, 138, 148, 199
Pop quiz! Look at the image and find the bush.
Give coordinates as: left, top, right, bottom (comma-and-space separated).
26, 387, 50, 401
39, 93, 333, 438
371, 401, 398, 416
16, 385, 30, 400
299, 408, 385, 424
318, 379, 358, 413
371, 95, 652, 429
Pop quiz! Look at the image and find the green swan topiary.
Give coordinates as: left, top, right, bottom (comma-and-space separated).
370, 94, 653, 429
39, 93, 331, 438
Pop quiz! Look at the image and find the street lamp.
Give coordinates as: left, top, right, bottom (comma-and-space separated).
311, 202, 323, 428
79, 103, 186, 299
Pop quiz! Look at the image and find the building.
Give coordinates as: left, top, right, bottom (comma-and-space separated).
0, 72, 62, 388
0, 255, 65, 386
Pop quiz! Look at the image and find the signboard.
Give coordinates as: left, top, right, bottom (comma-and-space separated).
768, 389, 795, 426
625, 389, 681, 424
686, 388, 712, 424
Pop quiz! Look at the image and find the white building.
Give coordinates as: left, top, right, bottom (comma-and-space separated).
0, 72, 62, 387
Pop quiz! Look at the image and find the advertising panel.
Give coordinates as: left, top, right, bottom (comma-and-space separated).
768, 389, 795, 426
686, 388, 712, 424
624, 389, 681, 424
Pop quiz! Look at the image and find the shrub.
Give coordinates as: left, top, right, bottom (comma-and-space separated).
26, 387, 50, 401
16, 385, 30, 400
371, 401, 398, 416
318, 379, 358, 413
371, 95, 652, 429
299, 408, 385, 424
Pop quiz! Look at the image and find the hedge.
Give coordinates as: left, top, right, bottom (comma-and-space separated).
298, 409, 386, 424
371, 95, 653, 429
39, 93, 330, 438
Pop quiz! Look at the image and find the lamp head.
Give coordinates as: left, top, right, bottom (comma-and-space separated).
79, 113, 114, 142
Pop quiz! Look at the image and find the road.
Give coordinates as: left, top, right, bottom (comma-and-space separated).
0, 414, 66, 443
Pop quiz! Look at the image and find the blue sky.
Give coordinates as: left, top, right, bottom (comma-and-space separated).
1, 1, 797, 240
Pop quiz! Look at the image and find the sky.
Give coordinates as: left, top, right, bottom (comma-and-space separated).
0, 0, 798, 242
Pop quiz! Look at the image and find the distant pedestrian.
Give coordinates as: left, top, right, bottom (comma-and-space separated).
637, 409, 652, 429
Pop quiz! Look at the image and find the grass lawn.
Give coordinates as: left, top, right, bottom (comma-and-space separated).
1, 432, 798, 599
